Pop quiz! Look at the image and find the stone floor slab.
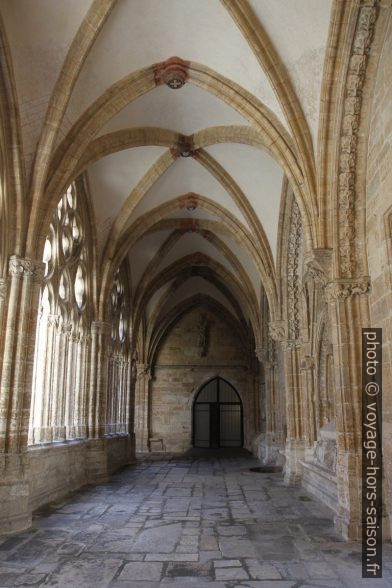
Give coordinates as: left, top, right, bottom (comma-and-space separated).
42, 557, 122, 587
118, 562, 163, 581
1, 450, 390, 588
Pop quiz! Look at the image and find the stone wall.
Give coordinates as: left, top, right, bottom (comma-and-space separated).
150, 307, 254, 452
366, 11, 392, 532
28, 441, 88, 512
28, 435, 134, 512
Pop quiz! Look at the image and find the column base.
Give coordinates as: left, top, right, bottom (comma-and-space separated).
135, 428, 149, 453
334, 510, 362, 540
255, 432, 284, 465
284, 439, 306, 485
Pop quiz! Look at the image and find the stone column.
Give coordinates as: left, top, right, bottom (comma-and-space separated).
300, 354, 317, 450
255, 346, 276, 463
128, 355, 137, 458
0, 277, 8, 328
243, 365, 259, 450
0, 255, 43, 533
52, 321, 72, 441
134, 363, 151, 452
89, 320, 111, 438
282, 341, 306, 484
85, 320, 111, 484
269, 320, 306, 484
78, 334, 90, 439
40, 314, 59, 443
72, 331, 86, 439
64, 327, 78, 439
325, 277, 372, 539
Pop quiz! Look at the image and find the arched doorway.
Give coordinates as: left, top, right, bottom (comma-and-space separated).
193, 377, 243, 448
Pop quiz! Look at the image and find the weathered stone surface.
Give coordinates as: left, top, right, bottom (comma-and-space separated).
219, 536, 257, 558
245, 559, 282, 580
2, 452, 392, 588
215, 565, 249, 580
42, 558, 121, 587
132, 523, 182, 552
118, 562, 163, 581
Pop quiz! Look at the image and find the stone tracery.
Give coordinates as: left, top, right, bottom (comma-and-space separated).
28, 182, 91, 445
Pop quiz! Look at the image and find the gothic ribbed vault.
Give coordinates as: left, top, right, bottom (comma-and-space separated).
0, 0, 391, 549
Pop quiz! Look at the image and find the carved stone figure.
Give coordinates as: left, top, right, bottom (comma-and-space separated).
197, 314, 208, 357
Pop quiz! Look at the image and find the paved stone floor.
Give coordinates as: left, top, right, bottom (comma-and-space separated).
1, 449, 391, 587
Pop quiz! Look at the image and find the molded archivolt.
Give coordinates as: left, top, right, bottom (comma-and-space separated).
0, 14, 24, 274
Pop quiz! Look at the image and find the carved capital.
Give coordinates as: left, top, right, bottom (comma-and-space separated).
303, 249, 332, 285
303, 261, 326, 285
70, 331, 81, 343
136, 363, 151, 381
282, 339, 303, 351
324, 277, 371, 302
269, 320, 287, 342
255, 347, 268, 364
80, 333, 91, 345
47, 314, 60, 329
61, 322, 73, 336
9, 255, 44, 282
255, 347, 269, 365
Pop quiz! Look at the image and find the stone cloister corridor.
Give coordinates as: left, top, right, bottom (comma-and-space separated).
1, 0, 392, 586
2, 450, 391, 588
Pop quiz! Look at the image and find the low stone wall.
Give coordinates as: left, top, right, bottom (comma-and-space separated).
106, 433, 135, 473
28, 435, 134, 512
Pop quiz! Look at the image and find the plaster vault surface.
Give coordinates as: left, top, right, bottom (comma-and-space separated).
1, 452, 391, 588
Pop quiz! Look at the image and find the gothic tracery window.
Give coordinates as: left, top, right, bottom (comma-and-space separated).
29, 182, 91, 445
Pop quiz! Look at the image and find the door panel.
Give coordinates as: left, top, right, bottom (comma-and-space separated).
193, 378, 242, 448
197, 379, 218, 402
194, 404, 210, 447
219, 404, 241, 447
219, 379, 239, 402
210, 403, 220, 448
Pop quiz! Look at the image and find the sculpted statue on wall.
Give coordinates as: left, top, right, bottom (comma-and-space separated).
197, 314, 209, 357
